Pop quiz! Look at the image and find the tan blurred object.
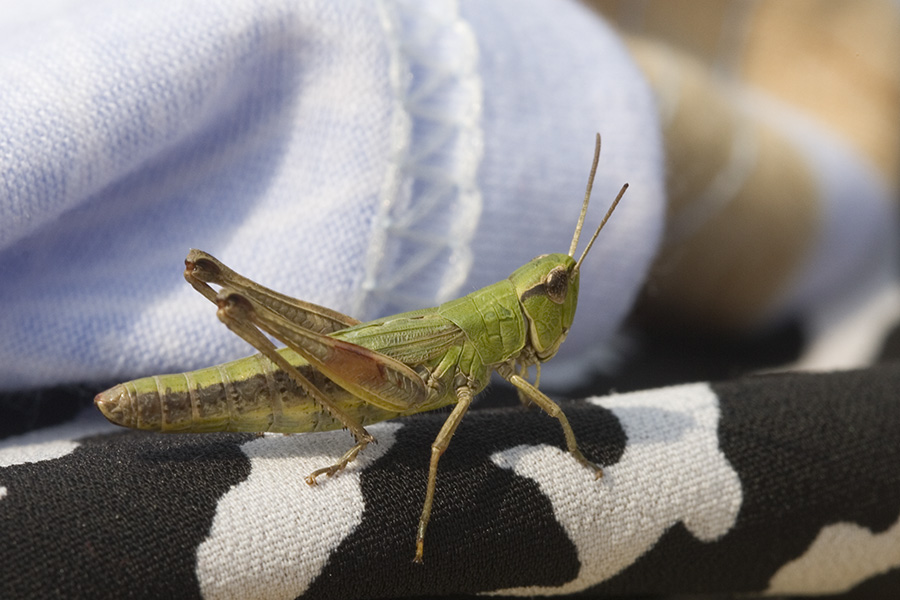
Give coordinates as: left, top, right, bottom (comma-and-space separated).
627, 37, 821, 329
588, 0, 900, 332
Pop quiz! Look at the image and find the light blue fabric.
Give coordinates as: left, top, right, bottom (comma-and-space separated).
0, 0, 665, 390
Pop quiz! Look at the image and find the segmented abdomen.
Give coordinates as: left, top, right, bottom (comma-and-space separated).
94, 349, 400, 433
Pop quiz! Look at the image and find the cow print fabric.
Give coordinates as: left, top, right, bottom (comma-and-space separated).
2, 323, 899, 599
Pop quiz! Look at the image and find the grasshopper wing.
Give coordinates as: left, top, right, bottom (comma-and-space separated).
217, 289, 430, 412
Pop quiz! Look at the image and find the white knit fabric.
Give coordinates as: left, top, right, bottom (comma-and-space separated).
0, 0, 664, 390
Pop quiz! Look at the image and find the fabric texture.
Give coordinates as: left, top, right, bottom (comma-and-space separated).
3, 362, 900, 598
0, 0, 662, 391
2, 0, 899, 598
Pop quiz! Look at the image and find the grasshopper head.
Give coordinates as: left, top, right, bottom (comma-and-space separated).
512, 134, 627, 362
510, 253, 580, 360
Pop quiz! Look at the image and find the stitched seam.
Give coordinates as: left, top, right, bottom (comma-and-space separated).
358, 0, 484, 317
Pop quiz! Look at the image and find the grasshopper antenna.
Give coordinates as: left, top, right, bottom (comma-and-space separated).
575, 182, 628, 272
569, 133, 602, 258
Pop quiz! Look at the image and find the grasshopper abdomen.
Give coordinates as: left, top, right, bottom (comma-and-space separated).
95, 350, 401, 434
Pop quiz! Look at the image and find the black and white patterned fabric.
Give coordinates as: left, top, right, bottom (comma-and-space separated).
3, 322, 899, 599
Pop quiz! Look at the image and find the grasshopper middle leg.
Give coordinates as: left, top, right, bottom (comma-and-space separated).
414, 385, 474, 563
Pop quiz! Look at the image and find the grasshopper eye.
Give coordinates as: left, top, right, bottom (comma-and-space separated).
545, 266, 568, 304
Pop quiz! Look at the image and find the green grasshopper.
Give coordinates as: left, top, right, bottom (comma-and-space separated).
95, 133, 627, 562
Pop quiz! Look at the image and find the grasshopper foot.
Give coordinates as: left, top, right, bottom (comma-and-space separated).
305, 464, 338, 485
304, 438, 370, 486
572, 449, 603, 479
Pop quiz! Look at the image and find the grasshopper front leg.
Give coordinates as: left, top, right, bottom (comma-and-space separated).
498, 363, 603, 479
414, 385, 474, 563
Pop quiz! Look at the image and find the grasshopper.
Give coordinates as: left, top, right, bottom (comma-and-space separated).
95, 133, 627, 562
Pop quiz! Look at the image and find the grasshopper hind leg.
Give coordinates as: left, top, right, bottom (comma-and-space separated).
305, 441, 366, 485
211, 286, 375, 484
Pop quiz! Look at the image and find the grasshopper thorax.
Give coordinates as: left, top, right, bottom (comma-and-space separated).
509, 253, 580, 360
